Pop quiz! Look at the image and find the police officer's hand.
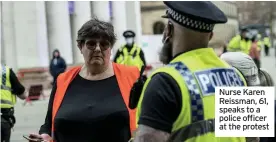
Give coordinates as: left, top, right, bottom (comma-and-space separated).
28, 133, 52, 142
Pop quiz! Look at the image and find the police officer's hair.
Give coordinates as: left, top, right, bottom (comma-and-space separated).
76, 17, 117, 47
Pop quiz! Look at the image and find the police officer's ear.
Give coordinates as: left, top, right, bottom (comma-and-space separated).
209, 32, 214, 41
163, 21, 174, 38
167, 21, 174, 37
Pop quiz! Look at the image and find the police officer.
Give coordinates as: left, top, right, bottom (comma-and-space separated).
1, 65, 26, 142
114, 30, 146, 71
228, 28, 252, 54
263, 36, 271, 56
133, 1, 247, 142
257, 33, 263, 52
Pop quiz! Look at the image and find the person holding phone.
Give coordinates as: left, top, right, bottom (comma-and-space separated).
27, 18, 140, 142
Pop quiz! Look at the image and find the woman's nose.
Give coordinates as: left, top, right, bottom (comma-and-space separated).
94, 44, 101, 51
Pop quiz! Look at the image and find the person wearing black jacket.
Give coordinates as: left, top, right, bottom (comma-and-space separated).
49, 49, 67, 84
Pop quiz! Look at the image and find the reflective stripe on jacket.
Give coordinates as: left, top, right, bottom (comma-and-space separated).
137, 48, 246, 142
1, 65, 16, 108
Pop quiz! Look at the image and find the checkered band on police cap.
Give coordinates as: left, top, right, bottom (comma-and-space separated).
167, 8, 215, 32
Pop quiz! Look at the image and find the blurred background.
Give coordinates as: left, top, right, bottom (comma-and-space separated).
0, 1, 276, 141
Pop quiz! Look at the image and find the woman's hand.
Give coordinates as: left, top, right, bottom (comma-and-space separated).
28, 133, 52, 142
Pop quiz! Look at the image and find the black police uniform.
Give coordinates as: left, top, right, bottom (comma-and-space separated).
134, 2, 243, 142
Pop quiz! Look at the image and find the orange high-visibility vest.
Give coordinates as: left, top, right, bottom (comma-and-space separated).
51, 63, 139, 141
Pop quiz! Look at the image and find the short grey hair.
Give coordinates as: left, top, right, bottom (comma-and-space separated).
76, 18, 117, 47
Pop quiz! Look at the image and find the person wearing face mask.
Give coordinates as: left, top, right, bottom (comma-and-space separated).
49, 49, 67, 84
113, 30, 146, 71
27, 18, 140, 142
227, 28, 252, 55
132, 1, 247, 142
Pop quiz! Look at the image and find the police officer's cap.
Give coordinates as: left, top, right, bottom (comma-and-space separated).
162, 1, 227, 33
123, 30, 136, 38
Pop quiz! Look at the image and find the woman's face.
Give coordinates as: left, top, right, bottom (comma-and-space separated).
80, 38, 111, 66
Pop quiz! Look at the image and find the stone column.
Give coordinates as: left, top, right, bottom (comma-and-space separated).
125, 1, 143, 47
36, 1, 49, 67
12, 1, 49, 69
72, 1, 91, 64
46, 1, 73, 64
111, 1, 127, 59
2, 2, 18, 70
0, 1, 3, 65
91, 1, 110, 22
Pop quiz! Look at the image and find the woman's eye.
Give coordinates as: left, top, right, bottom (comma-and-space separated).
87, 42, 96, 47
100, 41, 109, 47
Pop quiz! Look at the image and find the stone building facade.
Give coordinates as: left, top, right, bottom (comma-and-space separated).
140, 1, 239, 47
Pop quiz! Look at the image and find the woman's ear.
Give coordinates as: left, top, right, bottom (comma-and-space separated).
77, 43, 83, 54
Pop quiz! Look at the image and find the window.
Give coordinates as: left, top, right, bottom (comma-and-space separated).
153, 21, 165, 35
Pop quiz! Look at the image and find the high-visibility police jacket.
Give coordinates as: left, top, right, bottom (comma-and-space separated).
51, 63, 139, 142
137, 48, 247, 142
115, 44, 144, 70
257, 34, 263, 51
263, 37, 271, 48
257, 40, 263, 51
228, 35, 252, 54
1, 65, 16, 108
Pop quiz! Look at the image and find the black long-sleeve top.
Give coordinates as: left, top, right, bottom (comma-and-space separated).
39, 74, 131, 142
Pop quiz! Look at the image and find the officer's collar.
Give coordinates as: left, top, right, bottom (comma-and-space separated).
172, 47, 214, 60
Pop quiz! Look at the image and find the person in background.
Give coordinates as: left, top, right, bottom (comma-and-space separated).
28, 18, 139, 142
114, 30, 146, 71
257, 34, 263, 53
134, 1, 246, 142
221, 51, 275, 142
49, 49, 67, 84
1, 65, 27, 142
228, 28, 252, 54
249, 35, 261, 68
263, 36, 271, 56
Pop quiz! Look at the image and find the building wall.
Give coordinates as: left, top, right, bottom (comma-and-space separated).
1, 1, 142, 72
140, 1, 239, 45
236, 1, 273, 26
